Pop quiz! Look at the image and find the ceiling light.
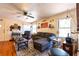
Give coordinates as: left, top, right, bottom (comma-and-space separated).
66, 8, 71, 19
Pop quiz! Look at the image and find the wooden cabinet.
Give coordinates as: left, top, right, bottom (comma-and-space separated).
0, 41, 16, 56
63, 42, 77, 56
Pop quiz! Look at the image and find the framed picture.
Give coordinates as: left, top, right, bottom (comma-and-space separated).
41, 22, 48, 28
49, 24, 54, 28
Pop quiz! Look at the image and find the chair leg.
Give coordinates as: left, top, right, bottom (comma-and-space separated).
17, 44, 19, 51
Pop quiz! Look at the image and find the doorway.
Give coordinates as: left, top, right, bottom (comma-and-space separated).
0, 20, 5, 41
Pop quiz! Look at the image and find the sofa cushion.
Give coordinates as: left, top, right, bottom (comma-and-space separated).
34, 38, 49, 46
49, 48, 69, 56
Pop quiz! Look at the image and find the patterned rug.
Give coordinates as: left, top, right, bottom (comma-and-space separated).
15, 39, 49, 56
16, 48, 49, 56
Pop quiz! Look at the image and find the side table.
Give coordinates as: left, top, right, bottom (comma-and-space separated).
63, 42, 77, 56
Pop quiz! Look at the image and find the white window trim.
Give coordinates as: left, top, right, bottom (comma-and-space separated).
58, 18, 71, 37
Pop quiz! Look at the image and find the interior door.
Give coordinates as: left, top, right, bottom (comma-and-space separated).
76, 3, 79, 50
78, 34, 79, 50
0, 20, 5, 41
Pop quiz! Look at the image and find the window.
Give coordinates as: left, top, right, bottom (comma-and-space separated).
31, 24, 37, 34
21, 24, 37, 34
59, 18, 71, 37
21, 24, 31, 34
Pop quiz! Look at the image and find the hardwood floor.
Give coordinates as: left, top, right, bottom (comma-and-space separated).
0, 41, 16, 56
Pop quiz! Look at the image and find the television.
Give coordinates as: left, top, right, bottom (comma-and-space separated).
65, 37, 72, 44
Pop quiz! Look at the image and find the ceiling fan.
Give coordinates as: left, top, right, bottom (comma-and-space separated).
21, 11, 34, 18
12, 4, 34, 18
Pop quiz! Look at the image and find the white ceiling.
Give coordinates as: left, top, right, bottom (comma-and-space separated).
0, 3, 76, 22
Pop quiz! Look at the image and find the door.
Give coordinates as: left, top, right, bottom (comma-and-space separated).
78, 34, 79, 50
0, 20, 5, 41
76, 3, 79, 50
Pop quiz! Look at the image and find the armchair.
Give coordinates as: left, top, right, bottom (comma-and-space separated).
12, 32, 28, 51
22, 31, 32, 40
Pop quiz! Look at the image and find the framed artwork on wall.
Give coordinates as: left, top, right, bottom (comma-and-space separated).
41, 22, 48, 28
49, 24, 54, 28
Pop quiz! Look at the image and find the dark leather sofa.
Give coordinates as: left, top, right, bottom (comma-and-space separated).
32, 32, 56, 52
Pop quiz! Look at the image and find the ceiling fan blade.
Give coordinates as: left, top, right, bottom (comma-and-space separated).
10, 4, 35, 18
27, 15, 34, 18
11, 4, 25, 12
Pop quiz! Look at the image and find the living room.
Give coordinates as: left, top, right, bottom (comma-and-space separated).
0, 3, 78, 56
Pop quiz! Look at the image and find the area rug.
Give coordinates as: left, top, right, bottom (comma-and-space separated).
15, 39, 49, 56
16, 48, 49, 56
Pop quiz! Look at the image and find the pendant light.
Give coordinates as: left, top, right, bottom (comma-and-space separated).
66, 8, 70, 19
